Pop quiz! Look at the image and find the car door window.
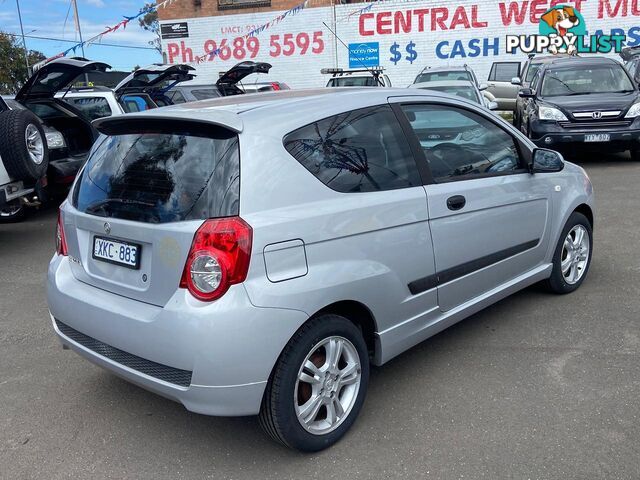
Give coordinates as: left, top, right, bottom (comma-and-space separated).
401, 104, 524, 181
489, 62, 521, 82
65, 97, 112, 120
169, 90, 186, 104
284, 105, 421, 193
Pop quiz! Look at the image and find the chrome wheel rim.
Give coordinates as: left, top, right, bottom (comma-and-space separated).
294, 336, 361, 435
561, 225, 590, 285
25, 124, 45, 165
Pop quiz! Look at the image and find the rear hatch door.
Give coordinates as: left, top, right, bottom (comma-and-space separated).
114, 64, 196, 97
63, 115, 241, 306
216, 61, 271, 95
16, 57, 111, 101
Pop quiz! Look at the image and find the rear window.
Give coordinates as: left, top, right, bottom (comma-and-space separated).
73, 130, 239, 223
64, 97, 112, 120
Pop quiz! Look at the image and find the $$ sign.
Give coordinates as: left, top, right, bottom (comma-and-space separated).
389, 41, 418, 65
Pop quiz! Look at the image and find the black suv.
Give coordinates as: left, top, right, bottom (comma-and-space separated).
516, 56, 640, 159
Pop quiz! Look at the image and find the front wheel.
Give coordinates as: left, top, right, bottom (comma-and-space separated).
259, 314, 369, 451
545, 212, 593, 294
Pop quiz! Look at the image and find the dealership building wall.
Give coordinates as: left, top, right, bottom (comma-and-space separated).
158, 0, 640, 88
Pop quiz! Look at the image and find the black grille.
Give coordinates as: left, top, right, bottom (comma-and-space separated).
55, 320, 192, 387
558, 120, 632, 129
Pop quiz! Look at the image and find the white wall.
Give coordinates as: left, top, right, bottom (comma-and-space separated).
161, 0, 640, 88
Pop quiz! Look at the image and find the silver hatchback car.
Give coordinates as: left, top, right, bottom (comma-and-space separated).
47, 88, 594, 451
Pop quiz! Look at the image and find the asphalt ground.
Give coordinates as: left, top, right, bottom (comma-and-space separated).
1, 152, 639, 479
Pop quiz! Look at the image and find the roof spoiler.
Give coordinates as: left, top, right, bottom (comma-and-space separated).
93, 111, 243, 136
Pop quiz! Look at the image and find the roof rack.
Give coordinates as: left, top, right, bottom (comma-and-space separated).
320, 67, 384, 76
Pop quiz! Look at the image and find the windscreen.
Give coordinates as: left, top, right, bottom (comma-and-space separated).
73, 130, 240, 223
328, 77, 377, 87
541, 65, 634, 97
425, 85, 480, 103
415, 71, 472, 83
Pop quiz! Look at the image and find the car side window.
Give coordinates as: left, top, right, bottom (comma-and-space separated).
65, 97, 112, 121
530, 71, 541, 91
400, 104, 524, 182
489, 62, 521, 82
169, 90, 186, 104
284, 105, 421, 193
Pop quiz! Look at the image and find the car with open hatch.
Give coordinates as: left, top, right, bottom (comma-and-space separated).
47, 87, 594, 452
516, 56, 640, 159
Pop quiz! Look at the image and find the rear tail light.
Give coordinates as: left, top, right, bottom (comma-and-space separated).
55, 209, 68, 256
270, 82, 281, 91
180, 217, 252, 301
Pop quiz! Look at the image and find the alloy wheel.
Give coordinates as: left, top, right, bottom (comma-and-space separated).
561, 224, 590, 285
294, 336, 362, 435
25, 124, 45, 165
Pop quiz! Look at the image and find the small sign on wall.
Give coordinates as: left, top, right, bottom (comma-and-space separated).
161, 22, 189, 39
348, 42, 380, 68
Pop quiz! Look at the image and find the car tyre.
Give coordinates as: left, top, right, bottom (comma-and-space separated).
545, 211, 592, 294
630, 147, 640, 161
259, 314, 370, 452
0, 109, 49, 182
0, 201, 26, 223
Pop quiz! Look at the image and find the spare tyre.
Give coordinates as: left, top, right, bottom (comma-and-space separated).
0, 109, 49, 181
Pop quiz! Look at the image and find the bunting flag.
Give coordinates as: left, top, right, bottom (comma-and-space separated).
43, 0, 179, 65
194, 0, 309, 63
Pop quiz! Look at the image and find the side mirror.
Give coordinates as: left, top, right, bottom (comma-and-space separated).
518, 88, 535, 98
488, 101, 499, 110
478, 82, 488, 91
531, 148, 564, 173
511, 77, 522, 86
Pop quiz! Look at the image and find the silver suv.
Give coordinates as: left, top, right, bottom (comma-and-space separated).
47, 88, 594, 451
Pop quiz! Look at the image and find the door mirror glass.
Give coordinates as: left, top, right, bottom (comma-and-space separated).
511, 77, 522, 86
478, 82, 488, 91
531, 148, 564, 173
487, 101, 499, 110
518, 88, 535, 98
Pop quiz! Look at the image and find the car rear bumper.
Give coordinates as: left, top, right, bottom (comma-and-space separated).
47, 255, 308, 416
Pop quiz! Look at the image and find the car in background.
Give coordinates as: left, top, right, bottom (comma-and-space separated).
164, 61, 274, 103
241, 81, 290, 94
323, 67, 391, 87
1, 57, 109, 220
413, 65, 479, 86
57, 63, 196, 120
49, 88, 594, 452
516, 56, 640, 159
410, 80, 497, 110
620, 45, 640, 84
512, 55, 569, 129
484, 61, 522, 111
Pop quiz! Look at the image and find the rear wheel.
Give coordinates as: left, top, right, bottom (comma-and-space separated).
259, 314, 369, 451
545, 212, 592, 294
0, 201, 25, 223
0, 109, 49, 181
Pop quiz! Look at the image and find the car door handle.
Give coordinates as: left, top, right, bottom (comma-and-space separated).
446, 195, 466, 211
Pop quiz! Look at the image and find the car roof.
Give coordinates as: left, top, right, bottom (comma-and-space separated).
411, 80, 476, 88
542, 56, 621, 70
93, 87, 468, 135
419, 65, 473, 73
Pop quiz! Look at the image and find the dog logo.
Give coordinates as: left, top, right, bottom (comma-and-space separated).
539, 5, 586, 55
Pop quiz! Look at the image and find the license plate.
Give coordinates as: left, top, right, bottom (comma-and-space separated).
584, 133, 610, 142
92, 236, 141, 269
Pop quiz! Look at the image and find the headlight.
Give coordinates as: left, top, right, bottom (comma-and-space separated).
624, 103, 640, 118
538, 105, 568, 121
45, 131, 66, 149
